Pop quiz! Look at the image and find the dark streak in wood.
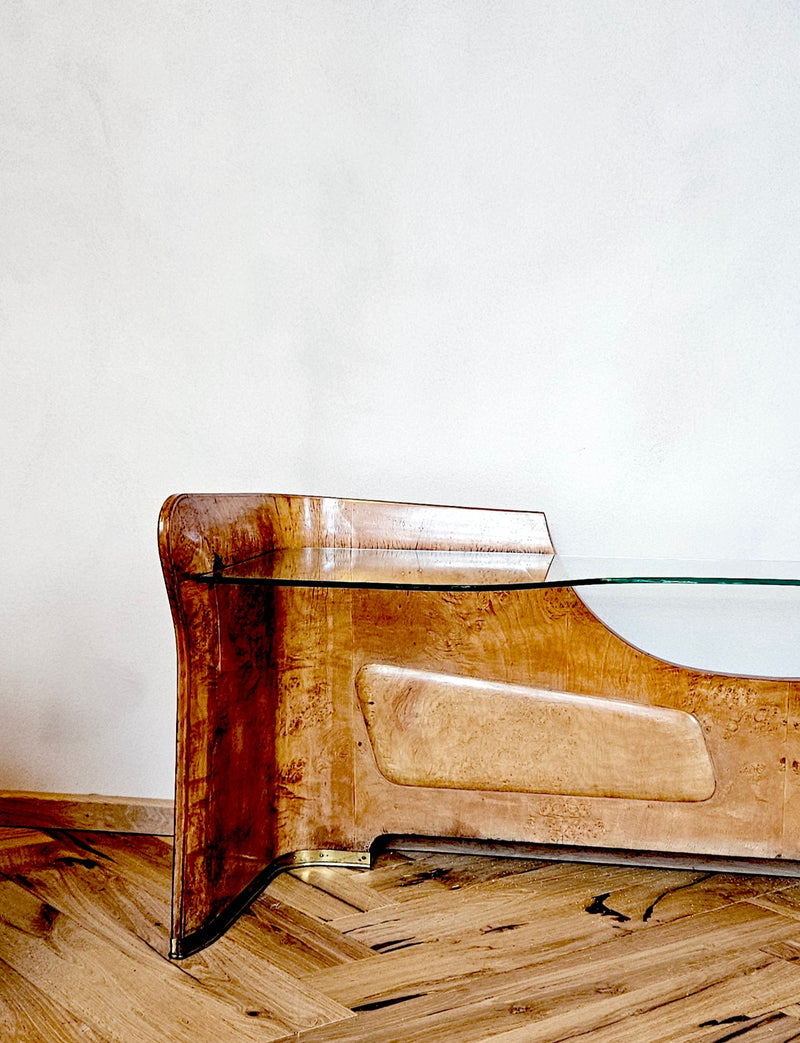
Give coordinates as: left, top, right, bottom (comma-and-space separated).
46, 831, 114, 862
700, 1014, 756, 1026
351, 993, 428, 1012
54, 856, 101, 871
642, 872, 715, 921
397, 868, 455, 887
370, 937, 419, 952
705, 1012, 793, 1042
481, 923, 525, 934
585, 892, 631, 922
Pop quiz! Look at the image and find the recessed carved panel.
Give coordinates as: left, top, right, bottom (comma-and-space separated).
355, 664, 715, 802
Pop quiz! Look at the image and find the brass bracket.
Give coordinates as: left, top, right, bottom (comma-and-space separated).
170, 848, 372, 958
276, 849, 372, 871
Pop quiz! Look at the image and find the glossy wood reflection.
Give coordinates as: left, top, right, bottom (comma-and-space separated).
159, 494, 800, 958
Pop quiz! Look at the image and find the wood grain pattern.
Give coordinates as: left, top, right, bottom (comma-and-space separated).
0, 956, 108, 1043
355, 664, 715, 800
159, 494, 800, 959
208, 546, 555, 587
6, 828, 800, 1042
0, 875, 286, 1042
0, 791, 173, 834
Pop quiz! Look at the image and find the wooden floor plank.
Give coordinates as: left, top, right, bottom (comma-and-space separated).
0, 954, 109, 1043
296, 902, 800, 1042
3, 833, 356, 1034
364, 850, 548, 901
0, 827, 67, 875
266, 870, 373, 921
485, 1006, 800, 1043
0, 876, 289, 1042
750, 884, 800, 922
326, 860, 659, 941
246, 897, 377, 976
288, 863, 399, 912
530, 958, 800, 1043
321, 860, 750, 972
602, 870, 798, 926
5, 831, 800, 1042
0, 827, 54, 853
302, 862, 795, 1005
10, 832, 173, 955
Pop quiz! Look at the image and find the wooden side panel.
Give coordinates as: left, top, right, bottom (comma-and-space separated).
160, 496, 288, 956
783, 684, 800, 856
335, 499, 553, 554
167, 580, 279, 956
160, 493, 800, 960
355, 664, 715, 801
271, 586, 357, 856
160, 493, 553, 574
349, 586, 792, 861
160, 493, 555, 956
159, 494, 284, 575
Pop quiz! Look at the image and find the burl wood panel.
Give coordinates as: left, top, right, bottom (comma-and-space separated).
159, 494, 552, 956
354, 664, 715, 801
159, 496, 281, 957
348, 585, 793, 860
160, 494, 799, 958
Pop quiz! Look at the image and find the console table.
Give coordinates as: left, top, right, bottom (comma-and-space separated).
159, 494, 800, 958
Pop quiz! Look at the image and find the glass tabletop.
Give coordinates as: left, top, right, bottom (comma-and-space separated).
194, 548, 800, 591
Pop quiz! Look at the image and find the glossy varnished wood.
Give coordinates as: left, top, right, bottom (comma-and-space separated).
355, 664, 715, 800
159, 495, 800, 958
159, 495, 554, 955
347, 584, 791, 858
7, 828, 800, 1041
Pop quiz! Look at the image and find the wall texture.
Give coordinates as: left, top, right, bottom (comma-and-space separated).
2, 2, 800, 798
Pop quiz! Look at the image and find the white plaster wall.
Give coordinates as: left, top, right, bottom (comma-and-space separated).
2, 2, 800, 797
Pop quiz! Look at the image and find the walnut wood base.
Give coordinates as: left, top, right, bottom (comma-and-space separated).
159, 495, 800, 959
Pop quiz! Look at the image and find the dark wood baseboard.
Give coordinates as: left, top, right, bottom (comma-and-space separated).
0, 791, 175, 834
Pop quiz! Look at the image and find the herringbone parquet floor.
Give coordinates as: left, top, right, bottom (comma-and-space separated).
4, 827, 800, 1040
